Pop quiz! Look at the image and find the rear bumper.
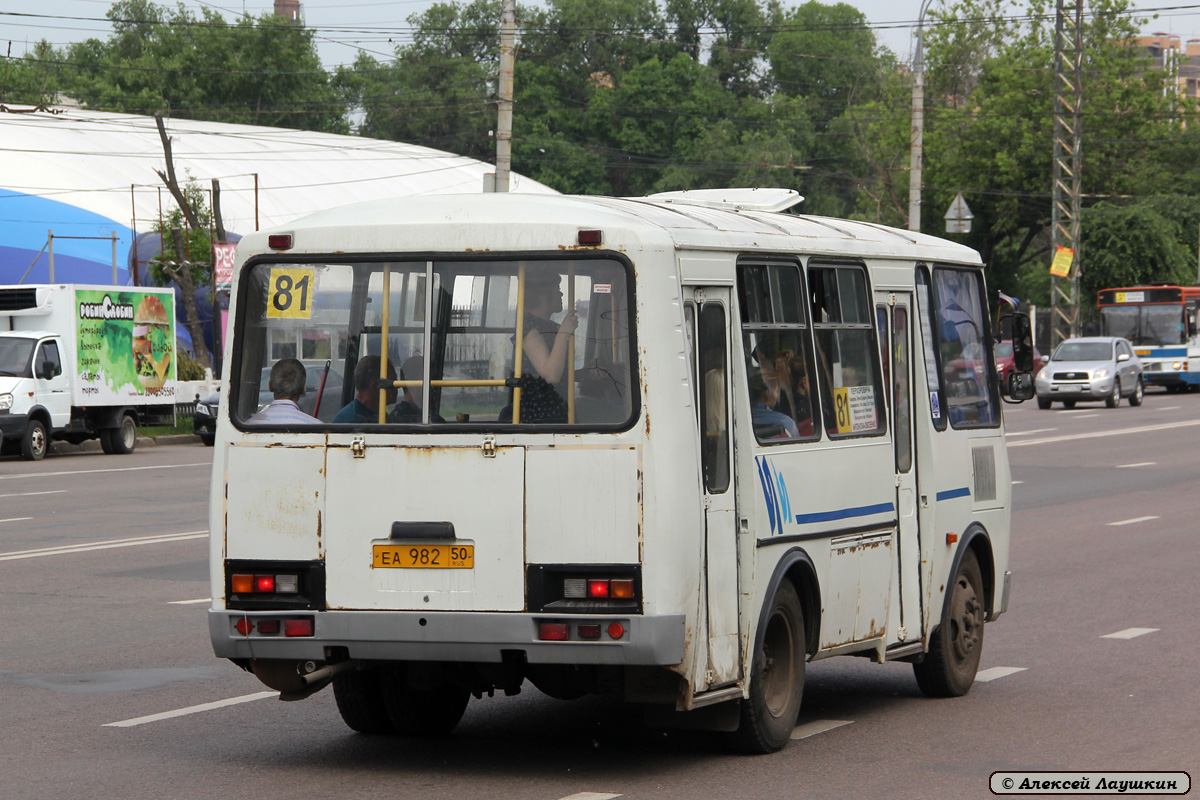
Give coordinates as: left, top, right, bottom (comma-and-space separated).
209, 609, 686, 666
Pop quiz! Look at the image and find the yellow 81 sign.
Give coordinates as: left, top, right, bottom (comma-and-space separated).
266, 268, 314, 319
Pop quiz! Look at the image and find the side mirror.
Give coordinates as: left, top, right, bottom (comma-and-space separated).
1006, 372, 1034, 401
38, 363, 58, 380
1117, 352, 1130, 363
1010, 313, 1035, 373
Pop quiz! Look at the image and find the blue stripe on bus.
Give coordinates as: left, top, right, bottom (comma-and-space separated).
1139, 347, 1187, 356
936, 487, 971, 501
795, 502, 896, 525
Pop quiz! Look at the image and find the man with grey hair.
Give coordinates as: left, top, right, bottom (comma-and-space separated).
248, 358, 318, 424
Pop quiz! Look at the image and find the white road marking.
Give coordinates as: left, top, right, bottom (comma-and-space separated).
168, 598, 212, 605
1011, 480, 1024, 485
104, 691, 276, 728
790, 719, 853, 739
0, 489, 67, 499
557, 794, 622, 800
1160, 406, 1180, 410
1005, 428, 1057, 437
975, 666, 1027, 682
1102, 627, 1159, 640
0, 517, 33, 524
1068, 413, 1100, 418
1116, 462, 1155, 468
0, 531, 208, 562
1107, 516, 1159, 527
1008, 419, 1200, 447
0, 462, 210, 481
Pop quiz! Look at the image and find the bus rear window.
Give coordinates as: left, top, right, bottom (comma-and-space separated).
233, 257, 636, 429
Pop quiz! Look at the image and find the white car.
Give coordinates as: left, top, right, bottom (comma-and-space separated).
1035, 336, 1144, 409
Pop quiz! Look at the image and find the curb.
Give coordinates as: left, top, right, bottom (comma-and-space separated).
49, 434, 203, 454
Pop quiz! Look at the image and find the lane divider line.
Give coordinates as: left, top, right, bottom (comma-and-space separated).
975, 666, 1027, 682
169, 598, 212, 605
0, 517, 33, 524
1008, 419, 1200, 447
0, 463, 211, 481
104, 691, 276, 728
0, 490, 67, 499
1116, 462, 1155, 468
790, 719, 853, 740
0, 531, 208, 562
557, 794, 623, 800
1107, 516, 1159, 527
1102, 627, 1159, 640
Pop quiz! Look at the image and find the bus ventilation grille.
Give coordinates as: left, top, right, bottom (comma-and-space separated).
972, 446, 997, 502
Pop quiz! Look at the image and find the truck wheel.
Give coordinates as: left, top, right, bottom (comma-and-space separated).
381, 666, 469, 736
107, 415, 137, 455
333, 667, 396, 734
20, 419, 48, 461
727, 580, 805, 754
913, 549, 985, 698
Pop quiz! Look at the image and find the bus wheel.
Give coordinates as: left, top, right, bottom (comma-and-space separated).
1105, 380, 1121, 408
914, 549, 985, 698
728, 581, 805, 754
382, 667, 470, 736
1129, 378, 1144, 406
332, 667, 396, 734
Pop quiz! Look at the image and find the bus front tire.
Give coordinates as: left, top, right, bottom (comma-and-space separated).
913, 549, 984, 698
381, 667, 469, 736
332, 667, 396, 734
728, 581, 805, 754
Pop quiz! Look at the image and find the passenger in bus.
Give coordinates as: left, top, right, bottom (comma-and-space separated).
783, 353, 814, 436
389, 355, 444, 423
511, 271, 579, 423
332, 355, 397, 424
248, 358, 318, 425
749, 368, 799, 439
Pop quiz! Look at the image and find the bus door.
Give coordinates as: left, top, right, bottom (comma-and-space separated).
877, 293, 924, 645
689, 290, 740, 688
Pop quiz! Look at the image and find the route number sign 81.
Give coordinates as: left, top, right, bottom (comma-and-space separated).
266, 268, 315, 319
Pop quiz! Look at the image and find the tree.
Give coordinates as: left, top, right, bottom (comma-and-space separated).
0, 41, 67, 106
150, 180, 215, 370
59, 0, 347, 131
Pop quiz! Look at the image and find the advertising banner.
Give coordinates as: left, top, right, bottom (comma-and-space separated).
75, 289, 176, 402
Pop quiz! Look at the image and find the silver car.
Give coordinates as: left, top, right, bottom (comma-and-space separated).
1035, 336, 1144, 409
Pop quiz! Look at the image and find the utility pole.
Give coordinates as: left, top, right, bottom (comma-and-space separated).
908, 0, 935, 233
1050, 0, 1084, 346
494, 0, 516, 193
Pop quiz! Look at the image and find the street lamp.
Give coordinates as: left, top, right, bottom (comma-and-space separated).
908, 0, 936, 233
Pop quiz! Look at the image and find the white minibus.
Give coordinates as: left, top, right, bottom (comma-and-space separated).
209, 188, 1032, 752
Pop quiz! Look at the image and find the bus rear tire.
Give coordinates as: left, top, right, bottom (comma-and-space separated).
727, 581, 805, 754
914, 549, 984, 698
381, 666, 470, 736
332, 667, 396, 734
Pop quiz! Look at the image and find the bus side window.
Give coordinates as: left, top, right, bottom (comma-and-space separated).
698, 303, 730, 492
808, 263, 886, 438
736, 260, 819, 444
931, 267, 999, 428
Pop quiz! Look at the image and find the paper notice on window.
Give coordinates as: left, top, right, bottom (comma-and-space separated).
834, 385, 876, 434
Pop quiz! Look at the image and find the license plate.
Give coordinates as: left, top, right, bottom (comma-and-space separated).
373, 544, 474, 569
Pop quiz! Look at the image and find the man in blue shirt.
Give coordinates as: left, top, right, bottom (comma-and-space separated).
332, 355, 397, 424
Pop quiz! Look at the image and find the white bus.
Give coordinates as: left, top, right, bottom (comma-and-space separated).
209, 188, 1032, 753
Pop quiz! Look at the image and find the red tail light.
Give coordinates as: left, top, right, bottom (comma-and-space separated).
538, 622, 570, 641
284, 618, 314, 637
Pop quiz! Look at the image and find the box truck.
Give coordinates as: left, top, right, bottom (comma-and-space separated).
0, 284, 179, 460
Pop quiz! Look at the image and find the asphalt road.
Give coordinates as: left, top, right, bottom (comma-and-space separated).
1, 393, 1196, 800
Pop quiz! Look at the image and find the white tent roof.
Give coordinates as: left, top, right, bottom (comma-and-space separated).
0, 106, 554, 282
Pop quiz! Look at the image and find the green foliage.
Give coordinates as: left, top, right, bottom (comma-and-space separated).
149, 180, 213, 291
176, 348, 208, 381
1081, 199, 1200, 301
57, 0, 346, 131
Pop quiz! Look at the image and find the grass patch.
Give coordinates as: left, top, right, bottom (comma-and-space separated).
140, 419, 195, 438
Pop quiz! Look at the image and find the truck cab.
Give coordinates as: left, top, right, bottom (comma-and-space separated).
0, 331, 70, 460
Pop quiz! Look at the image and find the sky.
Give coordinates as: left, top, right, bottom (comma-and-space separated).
4, 0, 1200, 72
